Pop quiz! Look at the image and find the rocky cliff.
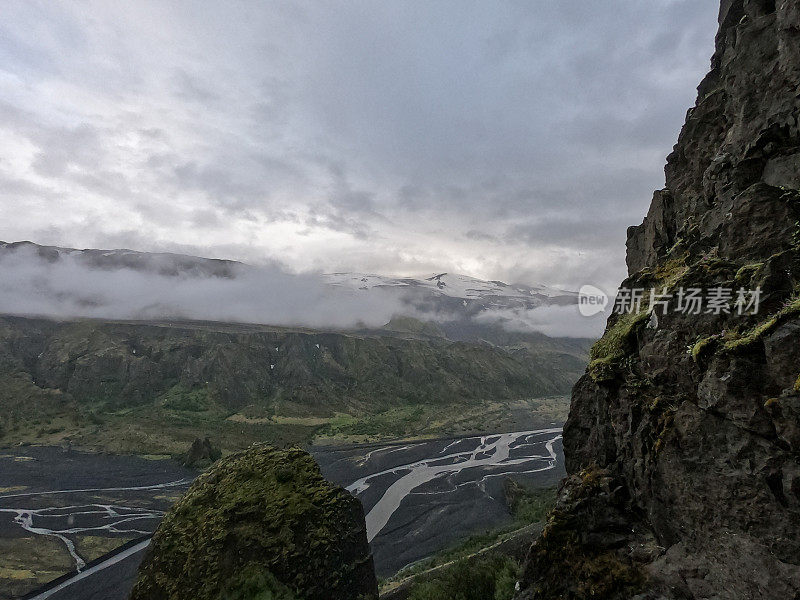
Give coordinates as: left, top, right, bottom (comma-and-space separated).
517, 1, 800, 598
129, 445, 378, 600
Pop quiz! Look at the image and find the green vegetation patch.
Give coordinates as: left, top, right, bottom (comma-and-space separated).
521, 469, 646, 599
387, 485, 557, 598
590, 312, 649, 363
723, 295, 800, 352
0, 536, 74, 599
651, 256, 690, 288
509, 484, 558, 525
407, 555, 518, 600
160, 384, 214, 412
734, 262, 764, 286
74, 535, 135, 563
691, 334, 722, 364
687, 293, 800, 366
0, 316, 586, 452
648, 397, 677, 455
220, 564, 297, 600
320, 406, 425, 438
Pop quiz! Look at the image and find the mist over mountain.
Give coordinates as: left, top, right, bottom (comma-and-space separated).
0, 241, 604, 337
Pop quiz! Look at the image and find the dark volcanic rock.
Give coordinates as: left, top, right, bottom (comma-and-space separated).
517, 1, 800, 599
181, 437, 221, 469
129, 444, 378, 600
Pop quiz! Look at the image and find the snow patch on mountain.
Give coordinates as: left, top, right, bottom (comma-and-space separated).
324, 272, 577, 303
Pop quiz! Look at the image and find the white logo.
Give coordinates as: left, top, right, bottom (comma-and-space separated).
578, 285, 608, 317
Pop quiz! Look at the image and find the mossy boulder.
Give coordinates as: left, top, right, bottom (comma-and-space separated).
129, 444, 378, 600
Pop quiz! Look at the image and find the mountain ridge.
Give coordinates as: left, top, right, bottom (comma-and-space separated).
0, 240, 575, 300
0, 313, 589, 454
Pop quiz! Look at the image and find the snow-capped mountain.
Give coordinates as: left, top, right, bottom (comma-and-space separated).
0, 242, 581, 331
0, 242, 577, 307
324, 271, 578, 315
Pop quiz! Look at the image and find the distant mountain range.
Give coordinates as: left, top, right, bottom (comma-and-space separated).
0, 241, 580, 329
0, 240, 242, 278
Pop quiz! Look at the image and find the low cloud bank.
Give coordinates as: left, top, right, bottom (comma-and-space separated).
0, 245, 605, 338
475, 305, 608, 339
0, 246, 402, 329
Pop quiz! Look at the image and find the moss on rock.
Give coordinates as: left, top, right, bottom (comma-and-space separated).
723, 295, 800, 352
691, 335, 721, 364
588, 311, 649, 382
129, 444, 378, 600
734, 262, 764, 286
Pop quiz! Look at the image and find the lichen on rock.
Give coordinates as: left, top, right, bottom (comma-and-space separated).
129, 444, 378, 600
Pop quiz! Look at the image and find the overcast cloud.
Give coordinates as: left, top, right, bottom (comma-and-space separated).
0, 1, 719, 296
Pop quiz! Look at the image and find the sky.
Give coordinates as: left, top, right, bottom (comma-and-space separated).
0, 0, 720, 296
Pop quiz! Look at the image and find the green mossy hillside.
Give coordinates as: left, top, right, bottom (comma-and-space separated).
0, 316, 588, 452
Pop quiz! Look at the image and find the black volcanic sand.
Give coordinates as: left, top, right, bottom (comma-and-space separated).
0, 447, 195, 541
0, 447, 196, 599
0, 446, 195, 494
314, 430, 565, 576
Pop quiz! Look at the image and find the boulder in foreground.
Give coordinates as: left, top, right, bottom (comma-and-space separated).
129, 444, 378, 600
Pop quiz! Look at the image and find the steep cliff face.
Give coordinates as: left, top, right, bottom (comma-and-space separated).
130, 445, 378, 600
517, 1, 800, 598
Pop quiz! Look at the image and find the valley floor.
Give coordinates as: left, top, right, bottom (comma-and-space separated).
0, 425, 565, 599
3, 396, 570, 456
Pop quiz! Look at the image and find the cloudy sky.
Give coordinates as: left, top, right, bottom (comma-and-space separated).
0, 1, 719, 294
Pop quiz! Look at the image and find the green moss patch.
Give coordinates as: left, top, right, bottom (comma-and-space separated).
220, 564, 296, 600
588, 357, 617, 383
525, 512, 645, 600
160, 385, 214, 412
129, 445, 377, 600
588, 312, 649, 382
407, 555, 518, 600
519, 469, 647, 599
652, 256, 691, 288
734, 262, 764, 286
723, 296, 800, 352
590, 312, 649, 363
691, 335, 722, 364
